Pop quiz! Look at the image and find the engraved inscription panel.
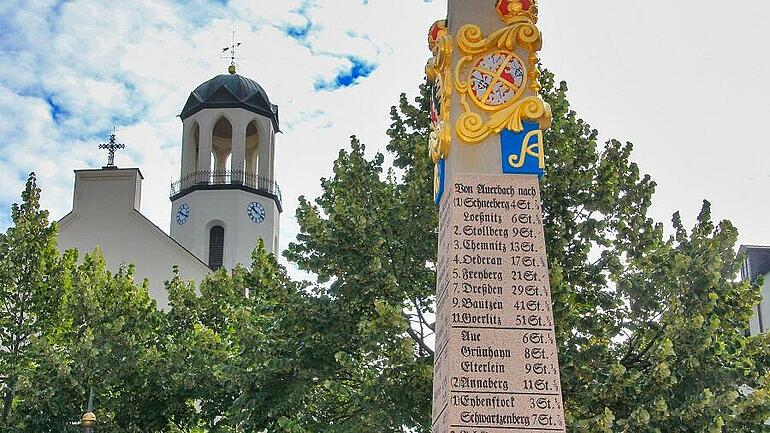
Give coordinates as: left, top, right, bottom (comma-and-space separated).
432, 173, 566, 433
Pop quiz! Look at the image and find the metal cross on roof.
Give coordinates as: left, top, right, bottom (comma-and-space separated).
98, 127, 125, 168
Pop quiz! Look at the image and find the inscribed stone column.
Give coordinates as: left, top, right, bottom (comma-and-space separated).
428, 1, 566, 432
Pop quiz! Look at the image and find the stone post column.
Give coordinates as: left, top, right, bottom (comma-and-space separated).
196, 112, 214, 182
257, 119, 273, 181
180, 118, 195, 179
428, 1, 566, 432
231, 119, 247, 184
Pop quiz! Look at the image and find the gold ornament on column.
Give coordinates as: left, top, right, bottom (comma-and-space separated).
426, 20, 453, 164
426, 19, 454, 202
453, 0, 551, 144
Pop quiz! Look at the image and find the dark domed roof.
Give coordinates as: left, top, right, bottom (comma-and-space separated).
180, 73, 280, 130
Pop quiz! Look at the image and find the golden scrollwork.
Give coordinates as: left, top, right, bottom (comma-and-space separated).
452, 16, 550, 144
456, 22, 541, 55
426, 27, 452, 80
456, 96, 551, 143
427, 20, 453, 163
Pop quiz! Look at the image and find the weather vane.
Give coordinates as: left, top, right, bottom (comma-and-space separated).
221, 30, 245, 74
98, 127, 125, 168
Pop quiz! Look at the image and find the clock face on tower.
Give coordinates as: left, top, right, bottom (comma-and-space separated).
247, 201, 266, 223
176, 203, 190, 225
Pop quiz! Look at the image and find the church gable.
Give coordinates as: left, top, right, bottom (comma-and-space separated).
57, 167, 209, 308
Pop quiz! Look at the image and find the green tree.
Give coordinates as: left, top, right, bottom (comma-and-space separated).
284, 70, 770, 431
0, 175, 322, 433
0, 173, 71, 428
281, 133, 436, 432
11, 252, 164, 432
0, 174, 171, 432
159, 242, 315, 433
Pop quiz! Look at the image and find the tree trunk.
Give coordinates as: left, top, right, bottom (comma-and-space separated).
2, 384, 13, 426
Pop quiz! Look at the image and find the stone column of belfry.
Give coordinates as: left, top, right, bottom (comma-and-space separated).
428, 1, 566, 432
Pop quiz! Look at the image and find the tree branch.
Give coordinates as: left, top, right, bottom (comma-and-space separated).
402, 312, 434, 356
621, 324, 667, 368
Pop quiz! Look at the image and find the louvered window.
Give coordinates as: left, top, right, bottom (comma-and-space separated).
209, 225, 225, 270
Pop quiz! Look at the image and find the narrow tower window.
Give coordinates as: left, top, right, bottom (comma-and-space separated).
209, 225, 225, 270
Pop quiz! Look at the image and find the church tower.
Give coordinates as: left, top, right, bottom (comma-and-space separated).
170, 65, 281, 270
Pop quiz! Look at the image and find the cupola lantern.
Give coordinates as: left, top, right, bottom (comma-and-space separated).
169, 68, 282, 268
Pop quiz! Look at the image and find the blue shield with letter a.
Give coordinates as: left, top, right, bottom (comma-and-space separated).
501, 121, 544, 176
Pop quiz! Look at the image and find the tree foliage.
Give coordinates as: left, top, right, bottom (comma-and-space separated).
0, 174, 168, 431
0, 173, 69, 428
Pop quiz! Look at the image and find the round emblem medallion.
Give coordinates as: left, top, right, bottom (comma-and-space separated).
469, 51, 526, 109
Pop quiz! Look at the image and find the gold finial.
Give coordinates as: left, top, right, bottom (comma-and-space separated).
81, 412, 97, 427
81, 387, 97, 432
221, 30, 243, 75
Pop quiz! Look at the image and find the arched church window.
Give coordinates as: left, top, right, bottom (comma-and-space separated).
209, 225, 225, 270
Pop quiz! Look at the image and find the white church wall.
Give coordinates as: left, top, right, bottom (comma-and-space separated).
58, 168, 210, 309
755, 272, 770, 335
750, 306, 761, 335
170, 188, 279, 268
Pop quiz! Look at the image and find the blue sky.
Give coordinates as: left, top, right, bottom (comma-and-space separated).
2, 0, 770, 256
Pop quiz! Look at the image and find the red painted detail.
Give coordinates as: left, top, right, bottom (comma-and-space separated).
497, 0, 533, 17
500, 68, 514, 84
430, 100, 438, 124
497, 0, 509, 17
429, 21, 444, 44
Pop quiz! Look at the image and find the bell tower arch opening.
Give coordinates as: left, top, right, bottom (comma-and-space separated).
180, 121, 201, 180
191, 122, 200, 173
212, 115, 233, 183
245, 119, 259, 177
